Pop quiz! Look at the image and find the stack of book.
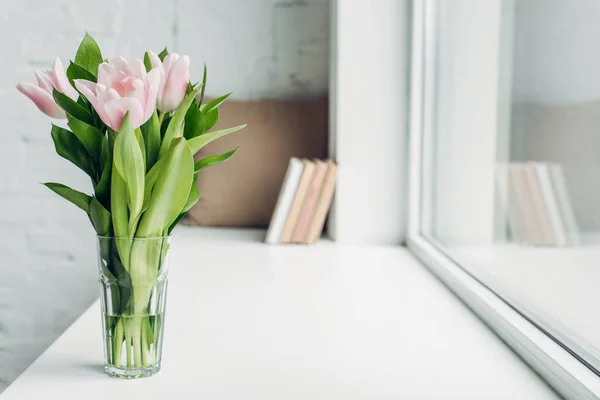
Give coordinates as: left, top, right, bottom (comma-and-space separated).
265, 158, 337, 244
496, 162, 579, 246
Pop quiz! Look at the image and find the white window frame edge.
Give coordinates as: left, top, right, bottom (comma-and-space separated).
406, 1, 600, 399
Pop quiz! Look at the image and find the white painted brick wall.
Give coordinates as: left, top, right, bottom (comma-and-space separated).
0, 0, 328, 391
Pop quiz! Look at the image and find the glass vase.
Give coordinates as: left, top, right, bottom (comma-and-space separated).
96, 236, 170, 379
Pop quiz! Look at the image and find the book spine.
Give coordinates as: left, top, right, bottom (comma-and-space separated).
508, 164, 540, 245
523, 164, 555, 245
497, 164, 525, 243
535, 163, 567, 246
306, 162, 337, 244
280, 160, 316, 243
292, 160, 328, 243
549, 164, 580, 245
265, 158, 304, 244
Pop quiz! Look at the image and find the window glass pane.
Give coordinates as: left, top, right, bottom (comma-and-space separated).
421, 0, 600, 370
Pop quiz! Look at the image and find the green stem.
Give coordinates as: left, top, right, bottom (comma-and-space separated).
158, 112, 165, 128
123, 319, 132, 368
113, 319, 124, 366
131, 316, 143, 369
141, 317, 153, 367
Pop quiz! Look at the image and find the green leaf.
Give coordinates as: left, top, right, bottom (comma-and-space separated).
141, 111, 160, 170
158, 85, 202, 158
99, 135, 109, 166
51, 124, 97, 180
88, 197, 111, 236
113, 113, 145, 235
135, 127, 146, 170
181, 183, 199, 214
197, 63, 207, 106
95, 155, 111, 209
43, 182, 91, 212
53, 90, 94, 125
204, 108, 219, 131
142, 156, 165, 213
107, 238, 131, 312
107, 127, 117, 154
110, 165, 128, 239
74, 32, 103, 76
143, 52, 153, 73
136, 137, 194, 237
158, 47, 169, 61
194, 147, 239, 172
168, 213, 187, 235
187, 125, 246, 155
111, 166, 131, 270
67, 61, 97, 87
183, 99, 205, 140
168, 183, 199, 234
201, 92, 231, 115
67, 116, 104, 162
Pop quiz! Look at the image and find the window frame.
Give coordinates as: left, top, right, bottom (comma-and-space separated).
406, 1, 600, 399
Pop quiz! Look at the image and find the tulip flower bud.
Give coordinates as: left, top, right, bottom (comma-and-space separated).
75, 57, 161, 131
148, 51, 191, 113
16, 57, 77, 119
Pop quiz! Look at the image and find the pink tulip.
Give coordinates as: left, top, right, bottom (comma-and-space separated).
16, 57, 78, 119
148, 51, 190, 113
75, 57, 161, 131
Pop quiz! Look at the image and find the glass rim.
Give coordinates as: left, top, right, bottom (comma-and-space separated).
96, 235, 172, 241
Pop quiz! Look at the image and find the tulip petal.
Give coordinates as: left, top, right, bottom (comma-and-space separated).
98, 62, 121, 87
144, 68, 161, 119
148, 51, 163, 70
162, 53, 179, 75
96, 87, 121, 128
53, 57, 78, 100
97, 87, 120, 104
110, 56, 129, 72
104, 97, 145, 131
17, 82, 66, 118
34, 71, 54, 94
160, 55, 189, 112
147, 51, 166, 99
128, 79, 148, 117
75, 80, 117, 128
126, 59, 146, 79
74, 79, 98, 102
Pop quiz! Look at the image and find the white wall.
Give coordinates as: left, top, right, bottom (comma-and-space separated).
510, 0, 600, 232
0, 0, 329, 391
328, 0, 409, 245
512, 0, 600, 105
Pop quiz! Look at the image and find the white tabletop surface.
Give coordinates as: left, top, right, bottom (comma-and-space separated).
1, 227, 560, 399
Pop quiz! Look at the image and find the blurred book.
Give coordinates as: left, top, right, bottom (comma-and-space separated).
266, 158, 337, 244
496, 164, 527, 243
497, 162, 579, 246
523, 164, 554, 245
265, 158, 305, 244
292, 159, 329, 243
549, 164, 580, 246
305, 160, 337, 244
535, 164, 568, 246
280, 159, 316, 243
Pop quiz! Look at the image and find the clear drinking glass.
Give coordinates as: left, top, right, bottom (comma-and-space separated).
96, 236, 170, 378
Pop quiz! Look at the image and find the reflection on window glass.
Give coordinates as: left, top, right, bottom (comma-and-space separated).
422, 0, 600, 370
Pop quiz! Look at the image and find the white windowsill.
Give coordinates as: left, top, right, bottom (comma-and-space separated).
447, 238, 600, 364
1, 227, 559, 399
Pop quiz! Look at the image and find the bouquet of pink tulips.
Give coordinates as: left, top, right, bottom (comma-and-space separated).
17, 33, 245, 376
